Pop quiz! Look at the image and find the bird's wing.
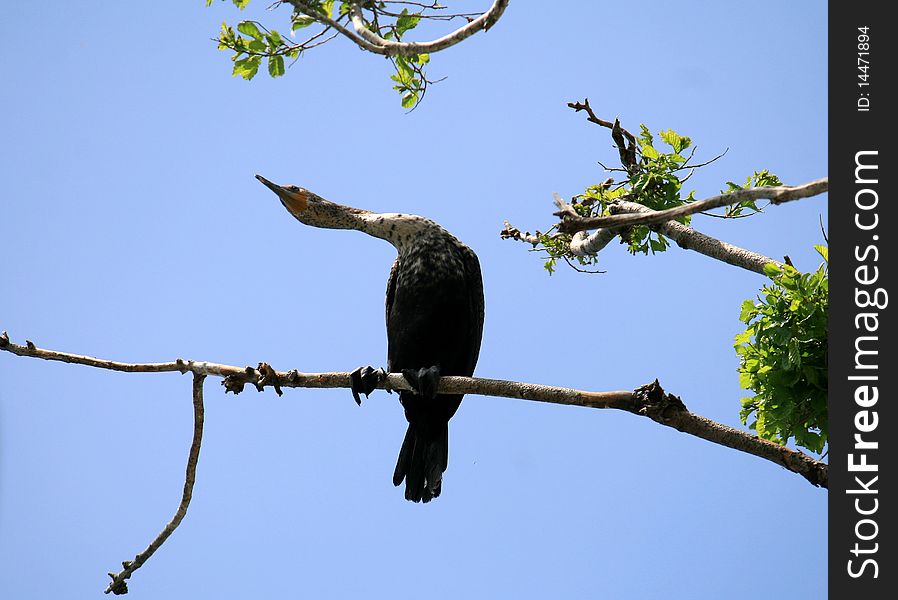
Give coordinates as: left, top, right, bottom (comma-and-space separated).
385, 255, 400, 372
461, 247, 485, 375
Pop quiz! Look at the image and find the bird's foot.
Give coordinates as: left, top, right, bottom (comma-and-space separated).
350, 366, 387, 405
256, 362, 283, 396
401, 365, 441, 399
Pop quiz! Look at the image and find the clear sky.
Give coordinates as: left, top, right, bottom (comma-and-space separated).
1, 2, 827, 598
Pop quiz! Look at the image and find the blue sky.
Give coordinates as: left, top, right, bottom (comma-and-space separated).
1, 2, 827, 598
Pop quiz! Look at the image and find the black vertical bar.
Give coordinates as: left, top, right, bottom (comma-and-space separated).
829, 1, 895, 597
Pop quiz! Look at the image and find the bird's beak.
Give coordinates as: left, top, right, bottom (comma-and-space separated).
255, 174, 309, 217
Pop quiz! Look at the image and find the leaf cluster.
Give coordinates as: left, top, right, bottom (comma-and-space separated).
532, 112, 781, 274
536, 124, 700, 273
391, 51, 431, 109
608, 126, 695, 255
219, 20, 293, 80
208, 1, 439, 107
734, 246, 828, 454
716, 169, 782, 218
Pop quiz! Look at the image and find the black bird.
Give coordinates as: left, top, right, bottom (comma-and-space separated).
256, 175, 484, 503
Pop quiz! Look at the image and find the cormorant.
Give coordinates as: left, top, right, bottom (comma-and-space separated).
256, 175, 484, 503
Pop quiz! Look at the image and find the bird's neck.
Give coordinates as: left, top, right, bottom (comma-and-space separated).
291, 197, 371, 232
298, 199, 447, 253
358, 212, 447, 253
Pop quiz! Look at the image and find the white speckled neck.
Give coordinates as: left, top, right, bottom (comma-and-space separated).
358, 212, 453, 252
280, 191, 464, 254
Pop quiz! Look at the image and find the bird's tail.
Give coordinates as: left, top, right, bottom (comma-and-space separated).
393, 419, 449, 503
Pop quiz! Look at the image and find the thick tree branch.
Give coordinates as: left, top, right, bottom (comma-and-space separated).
288, 0, 509, 57
568, 228, 618, 256
348, 0, 508, 55
503, 197, 783, 275
555, 178, 828, 235
288, 1, 384, 53
104, 373, 206, 595
570, 200, 784, 274
1, 332, 827, 488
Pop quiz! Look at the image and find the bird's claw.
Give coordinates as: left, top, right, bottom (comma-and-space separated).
350, 366, 387, 405
256, 362, 283, 396
401, 365, 441, 399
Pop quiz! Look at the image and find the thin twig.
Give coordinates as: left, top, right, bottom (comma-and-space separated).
561, 256, 605, 274
0, 332, 827, 488
699, 200, 769, 219
676, 147, 728, 171
499, 220, 540, 245
104, 373, 206, 595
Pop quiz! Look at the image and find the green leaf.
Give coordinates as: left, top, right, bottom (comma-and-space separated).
392, 58, 414, 85
659, 129, 691, 153
232, 56, 261, 80
752, 169, 782, 187
268, 54, 285, 77
292, 15, 316, 30
763, 263, 782, 277
642, 145, 659, 160
237, 21, 263, 40
395, 9, 422, 38
401, 91, 418, 109
267, 31, 284, 48
814, 244, 828, 263
739, 299, 757, 322
232, 0, 251, 8
638, 124, 653, 147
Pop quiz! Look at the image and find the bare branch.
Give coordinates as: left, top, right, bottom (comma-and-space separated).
556, 178, 829, 235
104, 373, 206, 595
285, 0, 508, 57
287, 1, 384, 53
347, 0, 509, 56
568, 99, 638, 173
577, 200, 783, 274
568, 98, 631, 138
499, 220, 540, 245
1, 332, 827, 488
568, 228, 617, 256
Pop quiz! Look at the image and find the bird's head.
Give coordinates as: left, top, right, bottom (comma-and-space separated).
255, 174, 314, 220
255, 173, 384, 235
